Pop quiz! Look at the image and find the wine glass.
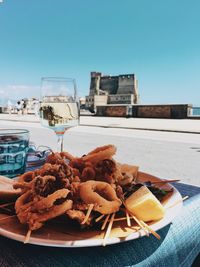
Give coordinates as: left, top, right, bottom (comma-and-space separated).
39, 77, 79, 152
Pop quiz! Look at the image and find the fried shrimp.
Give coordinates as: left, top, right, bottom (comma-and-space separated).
79, 180, 121, 214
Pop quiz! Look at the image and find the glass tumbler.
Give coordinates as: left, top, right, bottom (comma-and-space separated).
0, 129, 29, 178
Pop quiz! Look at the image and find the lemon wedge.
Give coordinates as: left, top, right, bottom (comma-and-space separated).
125, 186, 165, 222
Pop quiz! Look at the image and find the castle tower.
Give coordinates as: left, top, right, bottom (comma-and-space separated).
134, 78, 139, 104
89, 72, 102, 96
85, 71, 140, 112
117, 74, 139, 104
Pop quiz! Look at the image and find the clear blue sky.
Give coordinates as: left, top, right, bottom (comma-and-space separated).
0, 0, 200, 105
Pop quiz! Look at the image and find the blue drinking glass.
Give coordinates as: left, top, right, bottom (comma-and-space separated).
0, 129, 29, 178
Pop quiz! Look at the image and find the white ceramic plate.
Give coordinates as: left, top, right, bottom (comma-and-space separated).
0, 172, 183, 247
0, 175, 21, 201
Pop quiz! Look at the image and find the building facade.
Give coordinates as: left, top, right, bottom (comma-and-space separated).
85, 71, 139, 111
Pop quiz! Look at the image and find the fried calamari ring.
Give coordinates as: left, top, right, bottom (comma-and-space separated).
15, 191, 34, 214
45, 153, 64, 164
33, 188, 70, 210
27, 200, 73, 230
81, 167, 96, 181
13, 171, 36, 191
60, 151, 75, 161
82, 145, 117, 164
79, 180, 121, 214
18, 171, 35, 183
15, 189, 72, 230
13, 181, 32, 192
46, 151, 74, 164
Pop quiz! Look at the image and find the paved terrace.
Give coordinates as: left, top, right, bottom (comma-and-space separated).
0, 113, 200, 133
0, 114, 200, 187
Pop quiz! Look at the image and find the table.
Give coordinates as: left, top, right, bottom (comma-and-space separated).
0, 183, 199, 267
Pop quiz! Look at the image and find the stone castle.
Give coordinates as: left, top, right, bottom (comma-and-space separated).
85, 72, 139, 111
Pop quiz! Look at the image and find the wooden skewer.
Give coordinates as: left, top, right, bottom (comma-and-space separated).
107, 215, 137, 224
139, 220, 161, 240
122, 198, 160, 239
131, 214, 149, 237
120, 198, 149, 236
24, 229, 32, 244
166, 196, 189, 209
126, 210, 131, 227
151, 179, 180, 184
101, 214, 110, 230
81, 204, 94, 225
103, 213, 115, 246
95, 214, 105, 222
181, 195, 189, 202
0, 207, 11, 212
0, 202, 15, 208
0, 214, 17, 221
112, 216, 127, 222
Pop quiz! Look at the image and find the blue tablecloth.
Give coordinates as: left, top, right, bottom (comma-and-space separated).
0, 183, 199, 267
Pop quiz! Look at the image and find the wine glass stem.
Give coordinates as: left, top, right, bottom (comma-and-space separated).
56, 134, 64, 152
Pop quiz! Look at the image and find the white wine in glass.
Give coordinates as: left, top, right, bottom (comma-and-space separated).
39, 77, 79, 152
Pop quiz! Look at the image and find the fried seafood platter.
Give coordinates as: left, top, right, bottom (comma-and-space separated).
0, 145, 183, 247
